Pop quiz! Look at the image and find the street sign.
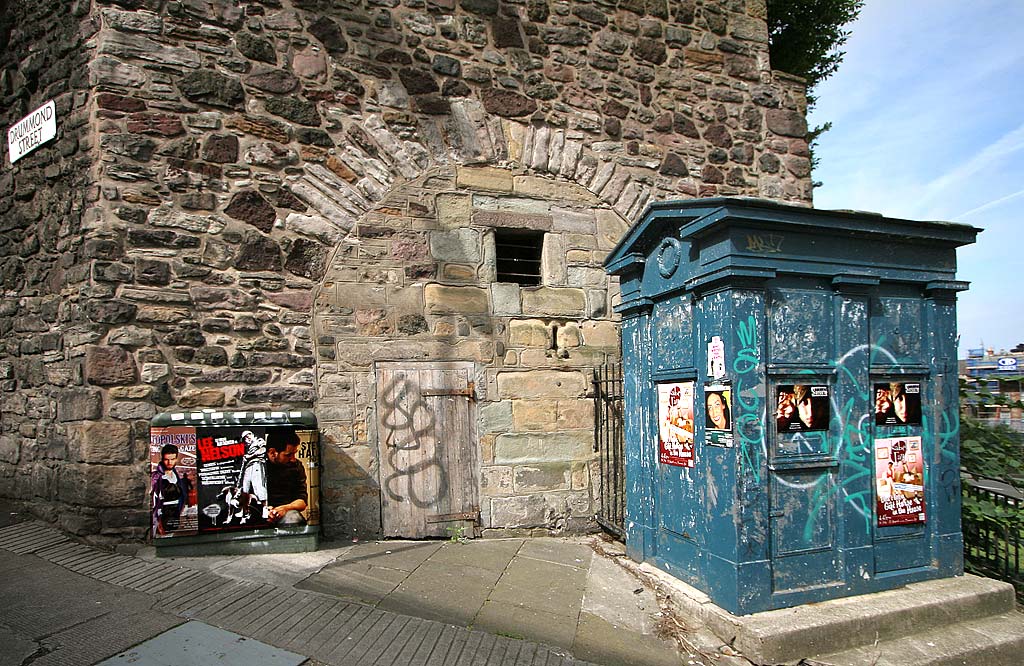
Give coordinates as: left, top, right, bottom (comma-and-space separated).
7, 100, 56, 164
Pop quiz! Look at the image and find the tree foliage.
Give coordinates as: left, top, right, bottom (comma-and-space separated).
765, 0, 864, 183
766, 0, 865, 101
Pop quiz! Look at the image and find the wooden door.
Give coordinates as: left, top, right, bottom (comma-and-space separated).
376, 361, 480, 538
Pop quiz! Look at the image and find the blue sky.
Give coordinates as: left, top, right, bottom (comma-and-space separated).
808, 0, 1024, 357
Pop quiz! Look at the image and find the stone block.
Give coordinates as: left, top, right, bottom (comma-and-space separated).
0, 435, 20, 464
509, 319, 551, 347
541, 234, 567, 285
556, 321, 582, 348
491, 283, 521, 316
497, 369, 587, 399
482, 465, 514, 496
512, 176, 592, 201
436, 192, 472, 229
431, 228, 481, 263
567, 266, 606, 288
766, 108, 808, 138
571, 462, 591, 490
514, 463, 571, 492
473, 210, 552, 231
494, 431, 592, 463
456, 166, 513, 192
178, 389, 226, 408
551, 207, 596, 234
58, 389, 103, 422
60, 464, 145, 507
424, 284, 489, 315
59, 512, 102, 536
100, 508, 151, 530
566, 249, 591, 264
85, 345, 138, 386
74, 421, 133, 464
581, 320, 619, 349
473, 194, 551, 215
556, 399, 595, 430
488, 490, 592, 528
109, 401, 157, 421
512, 399, 558, 431
109, 386, 153, 399
587, 289, 609, 319
479, 400, 513, 433
522, 287, 586, 317
322, 442, 376, 483
596, 208, 629, 250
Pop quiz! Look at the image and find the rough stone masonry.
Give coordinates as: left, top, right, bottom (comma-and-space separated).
0, 0, 812, 543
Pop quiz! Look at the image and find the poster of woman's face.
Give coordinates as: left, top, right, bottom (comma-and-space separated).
874, 382, 922, 426
776, 384, 830, 433
704, 388, 731, 431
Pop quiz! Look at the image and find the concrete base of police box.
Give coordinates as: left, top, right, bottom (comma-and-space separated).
153, 525, 320, 557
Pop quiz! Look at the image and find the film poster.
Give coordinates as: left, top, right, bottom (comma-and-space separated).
195, 426, 270, 531
874, 381, 922, 426
776, 384, 831, 433
295, 429, 321, 526
149, 427, 199, 538
658, 381, 695, 467
875, 436, 926, 527
704, 382, 734, 447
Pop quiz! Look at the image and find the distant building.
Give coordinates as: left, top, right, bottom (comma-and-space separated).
960, 347, 1024, 429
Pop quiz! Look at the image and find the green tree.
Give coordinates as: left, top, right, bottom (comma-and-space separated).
766, 0, 864, 182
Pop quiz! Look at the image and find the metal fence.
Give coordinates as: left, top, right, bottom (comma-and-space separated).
593, 364, 625, 539
962, 473, 1024, 599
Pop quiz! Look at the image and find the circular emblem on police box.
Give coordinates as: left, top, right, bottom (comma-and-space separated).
656, 237, 682, 278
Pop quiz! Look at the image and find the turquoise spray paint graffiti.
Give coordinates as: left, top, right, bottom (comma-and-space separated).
733, 315, 764, 484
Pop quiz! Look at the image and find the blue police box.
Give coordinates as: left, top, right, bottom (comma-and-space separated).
604, 198, 979, 614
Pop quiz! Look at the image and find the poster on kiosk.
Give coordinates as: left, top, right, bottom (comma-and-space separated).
150, 421, 320, 539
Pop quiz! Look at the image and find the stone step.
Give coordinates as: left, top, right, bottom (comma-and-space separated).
807, 610, 1024, 666
730, 574, 1018, 664
634, 564, 1019, 666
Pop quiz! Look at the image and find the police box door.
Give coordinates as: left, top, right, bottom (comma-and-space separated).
767, 288, 844, 597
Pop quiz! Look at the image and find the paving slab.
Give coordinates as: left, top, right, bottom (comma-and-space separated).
517, 539, 593, 569
0, 622, 40, 666
473, 599, 579, 650
96, 620, 306, 666
489, 556, 589, 617
296, 557, 410, 603
430, 539, 524, 572
572, 611, 682, 666
210, 549, 343, 587
379, 559, 502, 625
336, 540, 443, 571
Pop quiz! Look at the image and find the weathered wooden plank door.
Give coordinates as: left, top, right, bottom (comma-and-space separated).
376, 361, 480, 538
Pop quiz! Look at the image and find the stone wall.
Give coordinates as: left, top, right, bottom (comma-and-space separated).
0, 0, 812, 542
314, 164, 625, 536
0, 1, 112, 536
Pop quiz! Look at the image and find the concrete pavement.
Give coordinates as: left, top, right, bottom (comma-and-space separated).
0, 505, 706, 666
150, 535, 693, 666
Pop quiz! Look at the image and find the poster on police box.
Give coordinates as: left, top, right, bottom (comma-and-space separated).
657, 381, 695, 467
875, 436, 926, 527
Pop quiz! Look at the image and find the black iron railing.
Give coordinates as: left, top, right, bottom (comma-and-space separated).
594, 364, 625, 539
962, 472, 1024, 599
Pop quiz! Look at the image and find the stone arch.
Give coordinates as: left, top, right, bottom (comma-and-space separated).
286, 102, 655, 245
309, 128, 632, 536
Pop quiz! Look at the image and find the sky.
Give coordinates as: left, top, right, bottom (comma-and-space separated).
808, 0, 1024, 358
